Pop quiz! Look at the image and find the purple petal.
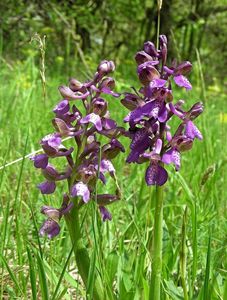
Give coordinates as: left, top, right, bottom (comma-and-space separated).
169, 102, 184, 119
174, 75, 192, 90
40, 219, 60, 239
102, 118, 117, 130
80, 113, 102, 131
145, 162, 168, 186
158, 104, 168, 123
126, 100, 159, 126
99, 206, 112, 221
41, 133, 61, 156
154, 139, 163, 154
101, 87, 120, 97
71, 182, 90, 203
185, 121, 203, 140
162, 148, 181, 171
126, 128, 150, 163
31, 154, 48, 169
99, 159, 115, 175
150, 79, 167, 88
53, 100, 70, 114
38, 181, 56, 194
59, 86, 89, 100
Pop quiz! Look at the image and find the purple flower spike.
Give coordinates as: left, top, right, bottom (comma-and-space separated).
122, 34, 203, 186
71, 182, 90, 203
99, 206, 112, 221
174, 75, 192, 90
40, 219, 60, 239
31, 154, 48, 169
80, 113, 102, 131
145, 162, 168, 186
38, 181, 56, 194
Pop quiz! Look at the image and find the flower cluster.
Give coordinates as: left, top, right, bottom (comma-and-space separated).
32, 60, 125, 238
122, 35, 203, 186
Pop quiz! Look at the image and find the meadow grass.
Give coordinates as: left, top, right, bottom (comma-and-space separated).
0, 55, 226, 300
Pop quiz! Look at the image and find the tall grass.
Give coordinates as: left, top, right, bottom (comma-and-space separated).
0, 50, 226, 299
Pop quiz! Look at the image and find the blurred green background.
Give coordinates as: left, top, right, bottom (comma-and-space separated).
1, 0, 227, 82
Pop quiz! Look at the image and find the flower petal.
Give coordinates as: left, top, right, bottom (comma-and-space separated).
71, 182, 90, 203
145, 162, 168, 186
31, 154, 48, 169
80, 113, 102, 131
38, 181, 56, 194
185, 121, 203, 140
99, 206, 112, 221
162, 149, 181, 171
40, 219, 60, 239
174, 75, 192, 90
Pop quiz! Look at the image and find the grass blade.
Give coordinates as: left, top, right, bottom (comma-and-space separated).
36, 251, 49, 300
27, 246, 37, 300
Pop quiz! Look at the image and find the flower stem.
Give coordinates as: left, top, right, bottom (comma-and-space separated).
65, 204, 104, 300
149, 185, 163, 300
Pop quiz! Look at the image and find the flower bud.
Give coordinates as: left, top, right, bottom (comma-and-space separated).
53, 100, 70, 115
91, 98, 108, 116
135, 51, 153, 65
174, 61, 192, 76
97, 60, 115, 75
41, 133, 61, 156
121, 93, 141, 111
137, 62, 160, 85
159, 35, 167, 45
59, 86, 89, 100
69, 78, 83, 91
99, 77, 115, 90
41, 205, 60, 222
143, 41, 158, 57
187, 102, 204, 120
174, 136, 193, 152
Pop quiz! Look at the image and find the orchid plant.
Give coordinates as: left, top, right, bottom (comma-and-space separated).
31, 60, 124, 299
32, 34, 203, 299
121, 35, 203, 300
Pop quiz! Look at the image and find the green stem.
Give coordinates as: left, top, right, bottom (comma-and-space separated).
180, 208, 188, 300
65, 204, 104, 300
150, 185, 164, 300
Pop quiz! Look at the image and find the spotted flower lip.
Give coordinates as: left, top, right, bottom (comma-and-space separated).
71, 181, 90, 203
